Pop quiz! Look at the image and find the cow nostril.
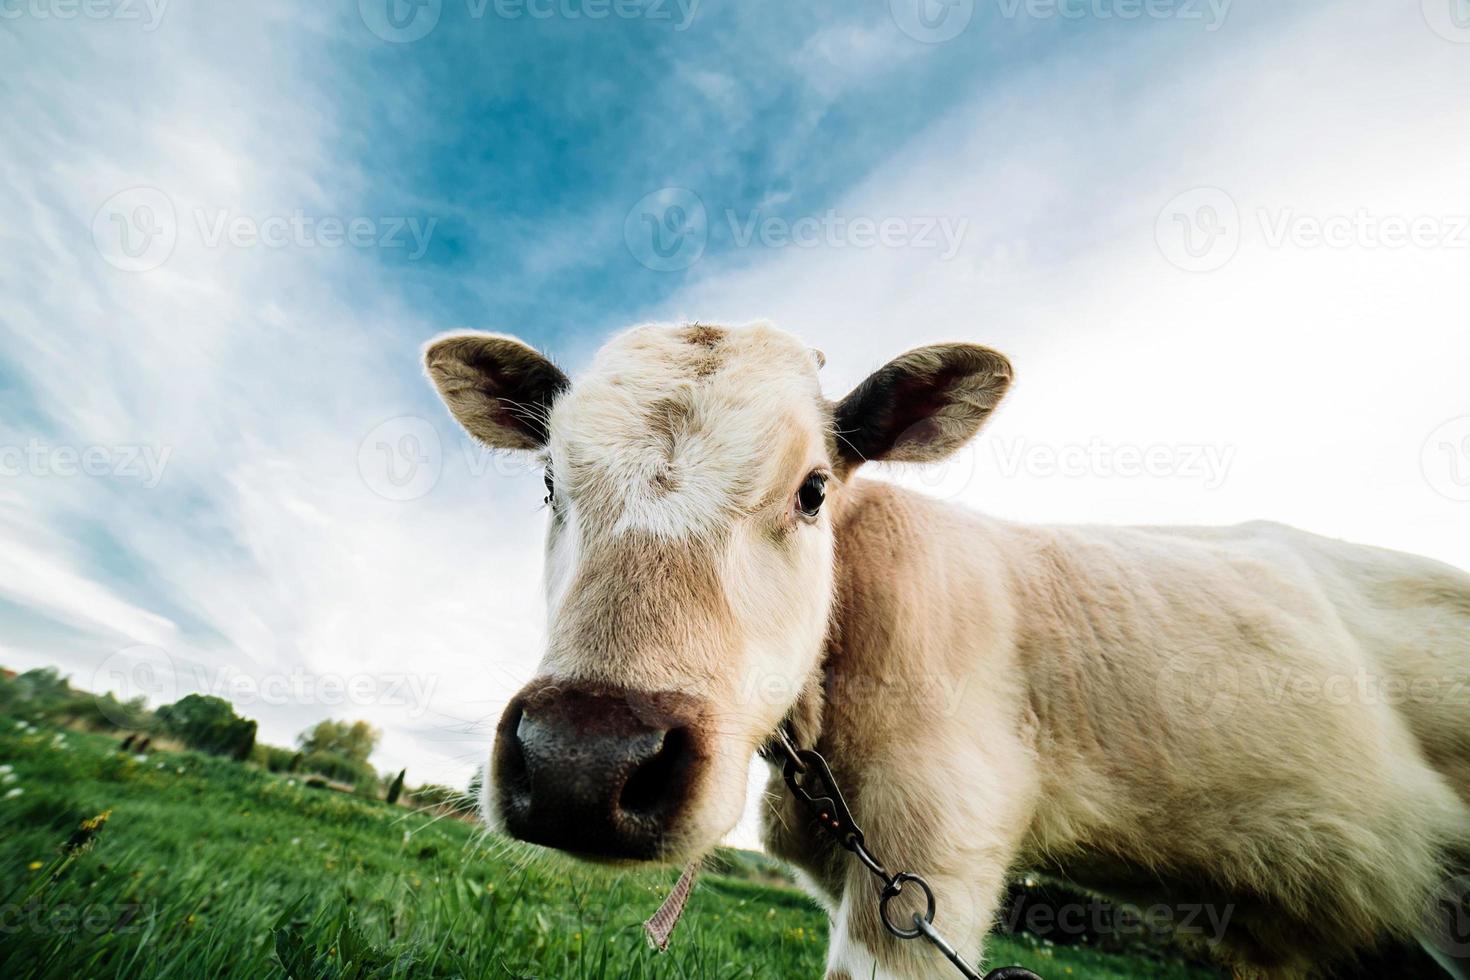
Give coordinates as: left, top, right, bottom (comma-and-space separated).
619, 726, 693, 818
496, 703, 531, 810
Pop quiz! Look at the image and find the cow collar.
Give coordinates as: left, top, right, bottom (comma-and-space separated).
756, 721, 1043, 980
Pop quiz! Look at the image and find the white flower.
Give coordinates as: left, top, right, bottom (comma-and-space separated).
2, 773, 16, 785
290, 837, 301, 846
157, 762, 166, 769
176, 767, 185, 775
0, 764, 12, 774
133, 754, 147, 763
4, 787, 22, 799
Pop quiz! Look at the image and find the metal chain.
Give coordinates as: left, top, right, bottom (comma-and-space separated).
768, 727, 1043, 980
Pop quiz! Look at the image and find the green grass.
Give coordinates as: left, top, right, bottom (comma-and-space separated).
0, 718, 1220, 979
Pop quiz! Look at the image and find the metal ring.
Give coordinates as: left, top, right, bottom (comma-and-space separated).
878, 872, 936, 940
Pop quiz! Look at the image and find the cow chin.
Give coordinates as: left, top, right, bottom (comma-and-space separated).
659, 737, 754, 861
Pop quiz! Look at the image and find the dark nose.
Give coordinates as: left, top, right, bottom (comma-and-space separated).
491, 681, 707, 860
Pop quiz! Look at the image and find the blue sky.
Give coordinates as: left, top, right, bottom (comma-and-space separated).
3, 0, 1469, 842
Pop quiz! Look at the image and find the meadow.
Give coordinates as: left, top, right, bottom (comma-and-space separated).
0, 718, 1223, 979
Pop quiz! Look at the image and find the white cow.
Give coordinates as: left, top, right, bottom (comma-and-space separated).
425, 320, 1470, 979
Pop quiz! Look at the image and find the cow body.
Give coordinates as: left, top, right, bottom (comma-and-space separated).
425, 321, 1470, 980
765, 478, 1470, 980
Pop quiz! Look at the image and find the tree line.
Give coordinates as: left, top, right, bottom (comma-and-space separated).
0, 666, 470, 809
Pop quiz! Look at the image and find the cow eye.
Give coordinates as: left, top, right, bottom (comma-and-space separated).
796, 471, 827, 518
543, 469, 554, 506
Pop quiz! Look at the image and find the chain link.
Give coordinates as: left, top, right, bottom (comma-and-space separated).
768, 727, 1042, 980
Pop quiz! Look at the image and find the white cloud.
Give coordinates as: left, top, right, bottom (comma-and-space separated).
794, 19, 917, 102
0, 6, 549, 790
666, 1, 1470, 563
0, 533, 178, 648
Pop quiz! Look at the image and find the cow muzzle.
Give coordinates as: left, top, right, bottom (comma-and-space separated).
491, 680, 710, 861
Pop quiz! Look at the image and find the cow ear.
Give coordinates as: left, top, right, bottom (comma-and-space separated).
833, 344, 1011, 469
424, 332, 570, 451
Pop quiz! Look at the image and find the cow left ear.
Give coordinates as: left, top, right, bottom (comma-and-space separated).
832, 343, 1012, 469
424, 332, 570, 451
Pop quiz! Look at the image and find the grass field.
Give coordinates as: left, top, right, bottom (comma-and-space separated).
0, 718, 1223, 979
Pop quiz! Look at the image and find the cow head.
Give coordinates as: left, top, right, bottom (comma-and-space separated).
425, 321, 1010, 862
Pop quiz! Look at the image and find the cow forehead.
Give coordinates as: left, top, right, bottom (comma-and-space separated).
547, 322, 828, 534
573, 321, 817, 394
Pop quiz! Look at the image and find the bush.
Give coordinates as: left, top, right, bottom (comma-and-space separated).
0, 668, 153, 731
250, 743, 298, 773
298, 750, 377, 795
59, 692, 154, 731
156, 694, 257, 758
408, 783, 472, 812
296, 719, 379, 763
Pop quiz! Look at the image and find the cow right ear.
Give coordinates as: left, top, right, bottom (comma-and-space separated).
424, 332, 570, 451
832, 343, 1012, 471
